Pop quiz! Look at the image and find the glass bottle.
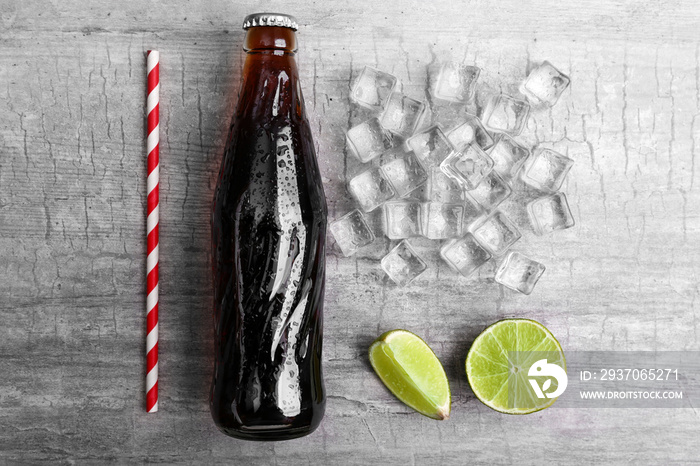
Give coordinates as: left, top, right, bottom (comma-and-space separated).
210, 13, 326, 441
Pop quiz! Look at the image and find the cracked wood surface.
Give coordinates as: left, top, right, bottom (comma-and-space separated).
1, 0, 699, 463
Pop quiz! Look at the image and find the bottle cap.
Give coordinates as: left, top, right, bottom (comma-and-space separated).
242, 13, 298, 31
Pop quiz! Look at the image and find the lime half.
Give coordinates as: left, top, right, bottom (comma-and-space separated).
466, 319, 566, 414
369, 330, 451, 420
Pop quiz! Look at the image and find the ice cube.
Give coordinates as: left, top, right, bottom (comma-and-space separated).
520, 147, 574, 192
527, 192, 575, 235
481, 94, 530, 137
446, 115, 494, 151
462, 193, 484, 230
407, 126, 454, 169
426, 167, 464, 203
488, 135, 530, 180
383, 201, 422, 239
430, 104, 472, 132
329, 209, 376, 256
346, 117, 394, 163
381, 240, 428, 286
432, 62, 480, 103
421, 202, 464, 240
495, 251, 546, 295
425, 169, 483, 226
350, 66, 398, 112
440, 233, 492, 277
471, 211, 521, 256
520, 61, 570, 107
440, 143, 494, 190
348, 167, 395, 212
380, 93, 426, 138
380, 151, 428, 198
469, 171, 512, 211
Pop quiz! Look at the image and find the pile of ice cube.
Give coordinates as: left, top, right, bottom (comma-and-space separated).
330, 61, 574, 295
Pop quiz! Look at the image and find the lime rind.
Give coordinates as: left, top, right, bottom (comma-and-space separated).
466, 319, 566, 415
369, 330, 451, 420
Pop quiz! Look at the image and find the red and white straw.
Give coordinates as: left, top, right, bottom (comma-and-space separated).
146, 50, 160, 413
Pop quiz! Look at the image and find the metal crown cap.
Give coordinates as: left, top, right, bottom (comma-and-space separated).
242, 13, 298, 31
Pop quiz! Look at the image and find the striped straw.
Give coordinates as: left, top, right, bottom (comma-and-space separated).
146, 50, 160, 413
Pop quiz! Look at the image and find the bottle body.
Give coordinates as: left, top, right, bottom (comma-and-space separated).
210, 24, 326, 440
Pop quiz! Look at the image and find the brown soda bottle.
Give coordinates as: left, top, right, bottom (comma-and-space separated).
210, 13, 327, 440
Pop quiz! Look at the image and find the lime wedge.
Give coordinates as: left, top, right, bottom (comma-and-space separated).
466, 319, 566, 414
369, 330, 451, 420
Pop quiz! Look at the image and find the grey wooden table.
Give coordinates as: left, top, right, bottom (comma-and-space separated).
1, 0, 699, 463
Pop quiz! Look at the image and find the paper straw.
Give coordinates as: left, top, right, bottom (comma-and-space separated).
146, 50, 160, 413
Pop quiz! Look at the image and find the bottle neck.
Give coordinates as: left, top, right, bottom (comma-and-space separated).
238, 27, 304, 122
244, 26, 297, 53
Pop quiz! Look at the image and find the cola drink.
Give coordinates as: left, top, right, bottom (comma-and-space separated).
210, 13, 327, 440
